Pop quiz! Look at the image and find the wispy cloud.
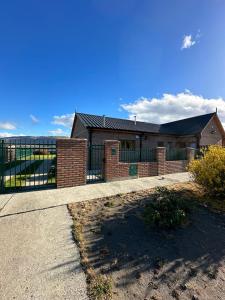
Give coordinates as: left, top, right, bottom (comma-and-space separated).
181, 35, 196, 50
52, 113, 75, 128
121, 91, 225, 127
30, 114, 39, 124
0, 122, 16, 130
48, 128, 69, 136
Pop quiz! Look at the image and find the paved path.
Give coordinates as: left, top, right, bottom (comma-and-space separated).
0, 206, 88, 300
0, 172, 191, 216
0, 172, 191, 300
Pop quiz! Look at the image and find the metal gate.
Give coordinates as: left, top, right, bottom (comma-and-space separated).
87, 145, 104, 183
0, 139, 56, 193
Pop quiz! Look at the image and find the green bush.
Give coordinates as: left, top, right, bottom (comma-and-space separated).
188, 145, 225, 197
143, 187, 191, 229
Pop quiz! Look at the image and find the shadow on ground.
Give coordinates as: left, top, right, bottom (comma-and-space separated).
71, 186, 225, 299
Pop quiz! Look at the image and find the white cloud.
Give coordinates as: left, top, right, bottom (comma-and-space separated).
52, 113, 75, 128
0, 132, 25, 138
121, 91, 225, 128
181, 35, 196, 49
48, 128, 69, 136
30, 114, 39, 124
0, 122, 16, 130
0, 132, 13, 138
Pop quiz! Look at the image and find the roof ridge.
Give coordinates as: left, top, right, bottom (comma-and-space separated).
162, 112, 215, 126
76, 112, 160, 125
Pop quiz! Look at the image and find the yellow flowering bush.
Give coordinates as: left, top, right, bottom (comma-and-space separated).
188, 145, 225, 197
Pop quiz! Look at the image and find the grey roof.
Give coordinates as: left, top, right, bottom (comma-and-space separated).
76, 112, 216, 136
77, 113, 161, 133
160, 113, 215, 135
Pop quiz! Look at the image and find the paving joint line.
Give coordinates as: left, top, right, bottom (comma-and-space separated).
0, 194, 15, 213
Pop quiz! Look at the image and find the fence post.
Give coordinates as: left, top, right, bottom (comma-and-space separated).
104, 140, 120, 181
156, 147, 166, 175
186, 147, 195, 162
0, 140, 5, 193
56, 138, 87, 188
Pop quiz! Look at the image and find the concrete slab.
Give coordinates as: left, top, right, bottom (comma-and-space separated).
0, 205, 88, 300
0, 194, 13, 211
0, 172, 191, 217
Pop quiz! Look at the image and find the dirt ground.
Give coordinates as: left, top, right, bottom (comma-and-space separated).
69, 183, 225, 300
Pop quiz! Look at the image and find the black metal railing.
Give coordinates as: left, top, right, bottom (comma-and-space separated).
0, 138, 56, 193
87, 144, 104, 183
120, 148, 157, 163
166, 148, 187, 161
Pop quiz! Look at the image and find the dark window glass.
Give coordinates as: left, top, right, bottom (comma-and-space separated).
158, 141, 164, 147
120, 140, 135, 150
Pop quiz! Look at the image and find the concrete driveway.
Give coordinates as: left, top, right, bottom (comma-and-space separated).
0, 172, 191, 299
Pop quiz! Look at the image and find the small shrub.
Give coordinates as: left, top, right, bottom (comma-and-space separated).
104, 201, 114, 208
90, 274, 112, 300
188, 145, 225, 197
143, 187, 191, 229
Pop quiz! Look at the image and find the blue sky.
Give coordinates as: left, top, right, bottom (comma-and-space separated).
1, 0, 225, 137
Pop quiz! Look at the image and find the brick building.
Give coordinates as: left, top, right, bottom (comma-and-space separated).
71, 112, 225, 149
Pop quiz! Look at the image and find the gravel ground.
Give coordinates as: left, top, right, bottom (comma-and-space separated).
0, 205, 88, 300
69, 183, 225, 300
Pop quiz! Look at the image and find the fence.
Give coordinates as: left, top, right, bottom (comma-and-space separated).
0, 137, 199, 192
87, 144, 104, 183
120, 148, 156, 163
0, 139, 56, 193
16, 148, 33, 159
104, 141, 195, 182
166, 148, 187, 161
0, 140, 4, 191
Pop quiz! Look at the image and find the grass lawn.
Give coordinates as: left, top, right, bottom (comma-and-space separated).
68, 182, 225, 300
5, 160, 44, 188
21, 154, 56, 160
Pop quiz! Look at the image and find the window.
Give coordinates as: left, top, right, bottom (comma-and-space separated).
177, 142, 186, 148
158, 141, 164, 147
189, 143, 197, 148
120, 140, 135, 150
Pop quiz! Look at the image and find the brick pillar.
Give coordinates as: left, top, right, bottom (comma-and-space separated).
156, 147, 166, 175
56, 138, 87, 188
104, 140, 120, 181
186, 147, 195, 161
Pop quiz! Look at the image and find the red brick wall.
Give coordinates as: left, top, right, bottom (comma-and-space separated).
156, 147, 166, 175
56, 139, 195, 187
138, 162, 158, 177
104, 140, 159, 181
104, 141, 195, 182
165, 160, 188, 174
56, 138, 87, 188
